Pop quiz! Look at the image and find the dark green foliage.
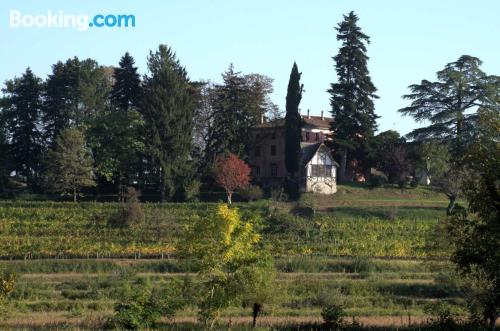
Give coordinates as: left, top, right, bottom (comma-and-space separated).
88, 52, 144, 198
205, 65, 277, 163
328, 11, 379, 182
110, 52, 141, 112
239, 184, 264, 201
442, 109, 500, 329
399, 55, 499, 159
108, 187, 145, 228
1, 68, 44, 188
0, 122, 11, 191
108, 278, 184, 330
321, 303, 345, 329
142, 45, 197, 201
44, 128, 96, 202
285, 62, 304, 176
43, 57, 110, 144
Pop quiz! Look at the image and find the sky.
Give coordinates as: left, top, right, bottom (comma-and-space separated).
1, 0, 499, 135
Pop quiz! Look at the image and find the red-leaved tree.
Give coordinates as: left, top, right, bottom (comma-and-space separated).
214, 153, 251, 204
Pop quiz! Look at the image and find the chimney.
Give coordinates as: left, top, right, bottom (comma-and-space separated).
321, 110, 324, 120
260, 114, 264, 124
307, 109, 310, 119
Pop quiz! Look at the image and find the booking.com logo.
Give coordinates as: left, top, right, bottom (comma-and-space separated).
9, 10, 136, 31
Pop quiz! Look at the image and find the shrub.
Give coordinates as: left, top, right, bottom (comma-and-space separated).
367, 174, 386, 189
321, 303, 344, 329
107, 278, 182, 330
108, 187, 144, 228
180, 179, 201, 202
239, 184, 264, 202
424, 301, 457, 329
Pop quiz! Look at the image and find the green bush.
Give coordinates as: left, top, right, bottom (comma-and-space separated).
239, 185, 264, 202
108, 187, 144, 228
321, 303, 345, 329
367, 175, 387, 189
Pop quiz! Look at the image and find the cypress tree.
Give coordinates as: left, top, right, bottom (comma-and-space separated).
1, 68, 43, 188
142, 45, 196, 201
328, 11, 379, 183
284, 62, 304, 177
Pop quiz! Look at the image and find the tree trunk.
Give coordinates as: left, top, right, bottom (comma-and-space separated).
227, 192, 232, 205
446, 193, 457, 215
252, 303, 262, 328
489, 314, 497, 331
339, 149, 347, 183
73, 188, 77, 203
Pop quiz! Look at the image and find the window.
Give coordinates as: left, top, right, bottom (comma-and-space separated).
311, 165, 333, 177
253, 166, 260, 177
305, 132, 310, 141
256, 134, 260, 140
271, 145, 276, 156
315, 133, 320, 141
255, 146, 261, 157
271, 132, 276, 139
270, 163, 278, 177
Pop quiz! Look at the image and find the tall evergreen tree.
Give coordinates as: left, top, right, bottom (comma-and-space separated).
328, 11, 378, 183
205, 65, 249, 163
110, 52, 141, 112
88, 52, 144, 199
0, 116, 11, 191
1, 68, 43, 188
398, 55, 499, 159
142, 45, 196, 201
284, 62, 304, 177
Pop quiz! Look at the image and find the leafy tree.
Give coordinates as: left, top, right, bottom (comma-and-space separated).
213, 153, 251, 204
284, 62, 304, 178
328, 11, 379, 183
45, 128, 96, 201
416, 141, 450, 184
1, 68, 44, 188
205, 65, 277, 164
241, 257, 279, 328
89, 53, 144, 199
43, 57, 110, 144
399, 55, 499, 159
442, 108, 499, 330
110, 277, 185, 330
178, 204, 273, 329
369, 131, 409, 184
142, 45, 197, 201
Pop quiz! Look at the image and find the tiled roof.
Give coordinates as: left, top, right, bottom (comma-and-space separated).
254, 115, 332, 129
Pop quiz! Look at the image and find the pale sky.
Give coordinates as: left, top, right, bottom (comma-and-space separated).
1, 0, 499, 135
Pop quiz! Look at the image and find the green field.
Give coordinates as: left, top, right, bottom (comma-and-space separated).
0, 185, 464, 329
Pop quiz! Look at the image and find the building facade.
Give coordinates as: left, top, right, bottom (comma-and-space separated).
249, 111, 338, 194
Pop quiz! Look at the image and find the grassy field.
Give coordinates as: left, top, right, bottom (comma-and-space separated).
0, 185, 463, 329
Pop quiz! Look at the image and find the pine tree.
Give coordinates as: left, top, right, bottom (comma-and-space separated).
328, 11, 379, 183
110, 52, 141, 112
142, 45, 196, 201
45, 128, 96, 202
89, 52, 144, 199
1, 68, 43, 188
205, 65, 249, 162
284, 62, 304, 177
399, 55, 498, 160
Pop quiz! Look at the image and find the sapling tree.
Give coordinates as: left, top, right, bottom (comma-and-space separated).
213, 153, 251, 204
